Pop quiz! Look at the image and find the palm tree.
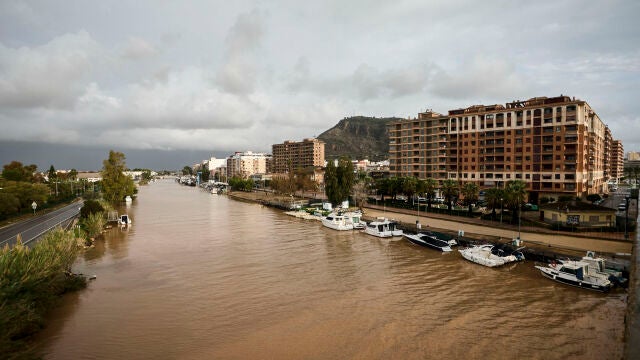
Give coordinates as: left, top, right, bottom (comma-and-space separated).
402, 177, 418, 203
441, 179, 459, 212
423, 178, 437, 210
484, 187, 504, 221
461, 182, 479, 215
505, 180, 528, 225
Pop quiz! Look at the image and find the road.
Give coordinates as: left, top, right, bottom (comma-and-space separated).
0, 201, 83, 248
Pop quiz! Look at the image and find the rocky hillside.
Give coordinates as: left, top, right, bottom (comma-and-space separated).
317, 116, 402, 161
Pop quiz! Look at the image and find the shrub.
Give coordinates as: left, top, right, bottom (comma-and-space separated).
81, 212, 105, 239
0, 229, 86, 357
80, 199, 104, 219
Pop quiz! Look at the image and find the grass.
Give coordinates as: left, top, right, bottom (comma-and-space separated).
0, 228, 86, 359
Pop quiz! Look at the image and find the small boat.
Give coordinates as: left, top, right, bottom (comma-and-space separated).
322, 213, 353, 231
364, 217, 402, 238
403, 232, 452, 252
118, 214, 132, 226
535, 260, 612, 292
125, 195, 132, 203
459, 244, 523, 268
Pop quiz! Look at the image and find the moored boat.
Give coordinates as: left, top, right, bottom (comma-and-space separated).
118, 214, 132, 226
343, 211, 366, 230
321, 213, 353, 231
535, 260, 612, 292
364, 217, 402, 238
403, 232, 452, 252
459, 244, 523, 268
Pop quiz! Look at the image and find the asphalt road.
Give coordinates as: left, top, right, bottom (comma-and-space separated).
0, 201, 83, 248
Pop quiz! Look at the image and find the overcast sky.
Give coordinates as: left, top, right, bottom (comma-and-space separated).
1, 0, 639, 170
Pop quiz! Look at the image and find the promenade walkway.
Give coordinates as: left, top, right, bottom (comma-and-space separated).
363, 205, 632, 254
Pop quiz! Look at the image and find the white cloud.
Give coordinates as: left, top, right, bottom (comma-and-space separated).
0, 31, 99, 109
216, 10, 265, 95
121, 36, 159, 60
429, 56, 528, 100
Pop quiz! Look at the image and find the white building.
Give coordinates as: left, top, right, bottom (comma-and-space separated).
226, 151, 269, 179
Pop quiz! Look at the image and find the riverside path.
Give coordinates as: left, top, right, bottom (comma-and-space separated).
363, 205, 633, 254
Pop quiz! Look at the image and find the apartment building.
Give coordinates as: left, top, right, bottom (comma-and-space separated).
389, 96, 617, 201
611, 140, 624, 181
271, 138, 325, 174
226, 151, 269, 179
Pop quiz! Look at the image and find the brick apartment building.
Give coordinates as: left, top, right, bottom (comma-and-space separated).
271, 138, 325, 174
610, 140, 624, 181
388, 95, 622, 202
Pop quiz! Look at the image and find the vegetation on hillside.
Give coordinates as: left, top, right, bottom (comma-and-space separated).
318, 116, 401, 161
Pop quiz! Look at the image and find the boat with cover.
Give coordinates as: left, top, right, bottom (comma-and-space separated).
403, 232, 452, 252
118, 214, 132, 226
321, 213, 353, 231
364, 217, 402, 238
534, 260, 612, 292
459, 244, 524, 268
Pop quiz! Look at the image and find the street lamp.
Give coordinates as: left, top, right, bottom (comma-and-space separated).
500, 197, 504, 224
31, 201, 37, 215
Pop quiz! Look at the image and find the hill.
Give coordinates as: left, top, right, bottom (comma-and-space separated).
317, 116, 401, 161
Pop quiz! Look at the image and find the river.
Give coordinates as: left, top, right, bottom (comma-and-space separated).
35, 179, 626, 359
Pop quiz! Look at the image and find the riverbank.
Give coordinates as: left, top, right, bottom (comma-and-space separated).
0, 228, 86, 359
227, 190, 633, 257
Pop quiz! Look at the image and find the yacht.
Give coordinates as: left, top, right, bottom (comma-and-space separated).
364, 218, 402, 238
535, 260, 612, 292
403, 232, 452, 252
321, 213, 353, 231
343, 211, 366, 230
459, 244, 524, 268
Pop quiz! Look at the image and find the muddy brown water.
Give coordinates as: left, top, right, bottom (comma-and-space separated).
34, 179, 626, 359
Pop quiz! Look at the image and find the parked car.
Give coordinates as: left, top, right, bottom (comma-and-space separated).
522, 203, 539, 211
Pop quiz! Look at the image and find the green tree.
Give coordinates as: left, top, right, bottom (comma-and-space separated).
48, 165, 57, 182
505, 180, 528, 224
423, 178, 437, 210
324, 157, 354, 206
101, 150, 136, 204
461, 182, 479, 215
182, 166, 193, 176
485, 187, 504, 220
441, 179, 459, 212
2, 161, 36, 182
0, 193, 20, 219
402, 176, 418, 203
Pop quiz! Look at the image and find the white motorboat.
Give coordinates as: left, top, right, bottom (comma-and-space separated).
118, 214, 132, 226
322, 213, 353, 231
343, 211, 366, 230
535, 260, 612, 292
364, 217, 402, 238
580, 251, 626, 286
125, 195, 132, 203
403, 232, 452, 252
458, 244, 523, 268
